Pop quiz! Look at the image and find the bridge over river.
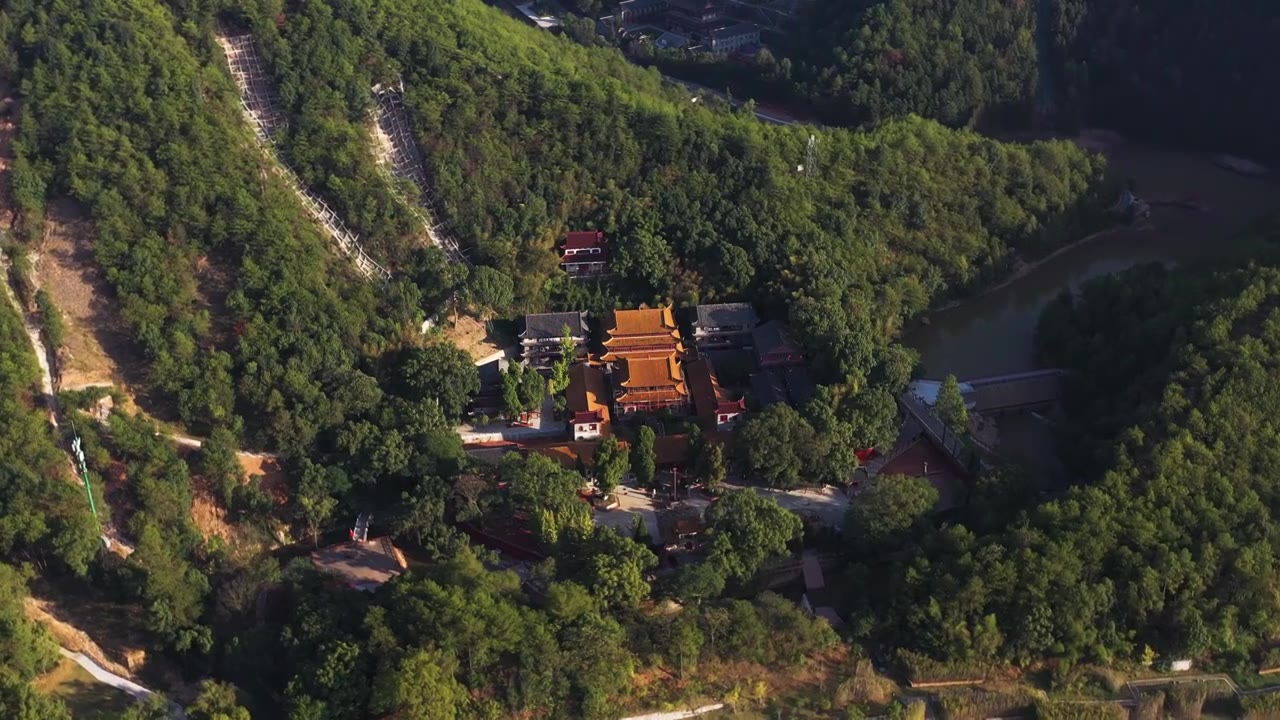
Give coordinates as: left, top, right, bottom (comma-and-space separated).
964, 368, 1066, 414
887, 369, 1067, 477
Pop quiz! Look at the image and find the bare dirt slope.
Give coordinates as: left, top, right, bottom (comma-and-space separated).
442, 313, 505, 362
25, 597, 141, 679
32, 198, 145, 394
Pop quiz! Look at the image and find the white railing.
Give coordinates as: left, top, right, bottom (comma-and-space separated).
217, 33, 391, 281
372, 83, 471, 266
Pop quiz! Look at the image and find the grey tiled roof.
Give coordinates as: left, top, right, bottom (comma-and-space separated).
695, 302, 758, 330
522, 312, 588, 340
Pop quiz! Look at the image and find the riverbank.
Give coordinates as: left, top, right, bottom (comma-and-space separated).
932, 221, 1135, 315
909, 141, 1280, 379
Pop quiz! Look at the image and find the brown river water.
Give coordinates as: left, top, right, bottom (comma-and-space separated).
909, 142, 1280, 379
906, 140, 1278, 482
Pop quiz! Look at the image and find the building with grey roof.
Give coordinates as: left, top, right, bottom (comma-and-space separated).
692, 302, 759, 351
521, 312, 589, 370
707, 22, 760, 53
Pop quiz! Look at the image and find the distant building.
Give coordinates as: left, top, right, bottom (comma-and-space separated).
668, 0, 724, 30
707, 22, 760, 53
464, 441, 520, 465
753, 320, 804, 368
692, 302, 759, 351
908, 379, 977, 411
749, 365, 815, 409
561, 230, 610, 278
654, 434, 692, 468
618, 0, 670, 23
750, 369, 788, 408
567, 364, 611, 440
782, 366, 816, 407
528, 440, 607, 472
685, 356, 745, 429
521, 311, 589, 370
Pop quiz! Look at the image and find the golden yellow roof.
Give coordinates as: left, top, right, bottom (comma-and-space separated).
567, 364, 611, 425
620, 356, 687, 393
606, 307, 680, 338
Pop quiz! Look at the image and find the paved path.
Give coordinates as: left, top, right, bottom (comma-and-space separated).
1126, 673, 1280, 698
59, 648, 186, 718
600, 483, 662, 540
721, 480, 849, 528
164, 432, 278, 459
620, 702, 724, 720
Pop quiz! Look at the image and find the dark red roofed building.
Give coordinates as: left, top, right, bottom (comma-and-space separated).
566, 364, 612, 440
753, 320, 805, 368
685, 356, 745, 430
561, 230, 610, 278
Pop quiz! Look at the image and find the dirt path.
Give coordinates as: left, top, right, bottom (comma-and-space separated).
1, 249, 56, 415
0, 83, 57, 418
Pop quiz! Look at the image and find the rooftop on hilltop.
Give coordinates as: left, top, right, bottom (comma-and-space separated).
753, 319, 796, 354
311, 538, 407, 591
753, 319, 804, 367
563, 230, 605, 251
708, 22, 760, 40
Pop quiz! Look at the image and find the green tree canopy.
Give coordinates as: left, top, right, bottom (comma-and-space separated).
846, 474, 938, 554
579, 527, 657, 608
369, 649, 466, 720
0, 564, 59, 682
705, 490, 803, 581
391, 344, 479, 422
462, 266, 515, 321
933, 374, 969, 436
632, 427, 657, 488
593, 436, 629, 494
187, 680, 252, 720
738, 404, 816, 489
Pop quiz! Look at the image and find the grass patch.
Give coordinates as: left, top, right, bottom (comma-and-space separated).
35, 657, 136, 719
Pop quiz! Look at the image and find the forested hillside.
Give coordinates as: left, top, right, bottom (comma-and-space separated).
3, 0, 430, 453
0, 0, 1195, 715
1051, 0, 1280, 162
0, 563, 73, 718
0, 295, 98, 576
756, 0, 1280, 162
0, 289, 95, 717
231, 0, 1105, 390
787, 0, 1039, 127
845, 221, 1280, 669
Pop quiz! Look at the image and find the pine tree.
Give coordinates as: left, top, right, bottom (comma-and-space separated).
633, 426, 657, 487
934, 374, 969, 436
